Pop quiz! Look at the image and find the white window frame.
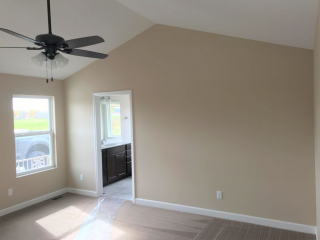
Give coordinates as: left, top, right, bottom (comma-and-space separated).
13, 95, 56, 177
107, 101, 121, 138
100, 100, 122, 139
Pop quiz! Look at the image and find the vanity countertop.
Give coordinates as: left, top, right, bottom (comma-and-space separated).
101, 142, 131, 150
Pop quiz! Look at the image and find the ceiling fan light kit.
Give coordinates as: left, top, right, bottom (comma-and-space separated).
55, 54, 69, 68
31, 53, 46, 67
0, 0, 108, 83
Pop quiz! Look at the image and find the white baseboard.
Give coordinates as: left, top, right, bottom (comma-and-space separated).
67, 188, 97, 197
0, 188, 98, 218
0, 188, 68, 217
135, 198, 316, 235
1, 190, 314, 235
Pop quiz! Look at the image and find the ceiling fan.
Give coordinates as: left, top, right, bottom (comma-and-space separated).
0, 0, 108, 82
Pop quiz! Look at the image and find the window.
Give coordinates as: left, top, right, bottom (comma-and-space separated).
13, 95, 55, 176
100, 99, 122, 140
107, 102, 121, 138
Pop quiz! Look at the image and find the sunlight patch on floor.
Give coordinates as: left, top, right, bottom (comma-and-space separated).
36, 206, 88, 237
72, 219, 126, 240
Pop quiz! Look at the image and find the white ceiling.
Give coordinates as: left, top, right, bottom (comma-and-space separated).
117, 0, 319, 50
0, 0, 154, 79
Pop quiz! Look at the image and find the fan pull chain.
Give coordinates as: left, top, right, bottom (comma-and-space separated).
46, 57, 49, 83
51, 60, 53, 82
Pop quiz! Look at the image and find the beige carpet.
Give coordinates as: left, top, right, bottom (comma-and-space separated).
0, 193, 316, 240
111, 201, 211, 239
0, 193, 99, 240
194, 218, 315, 240
111, 202, 316, 240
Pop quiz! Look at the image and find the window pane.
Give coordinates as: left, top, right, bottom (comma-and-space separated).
13, 98, 50, 133
110, 103, 121, 136
15, 134, 52, 174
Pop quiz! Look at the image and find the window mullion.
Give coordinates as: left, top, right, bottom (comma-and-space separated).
15, 131, 52, 138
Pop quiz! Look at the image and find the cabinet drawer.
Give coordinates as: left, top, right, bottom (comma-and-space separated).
125, 144, 131, 150
106, 145, 125, 155
126, 156, 131, 163
127, 162, 132, 175
126, 150, 131, 156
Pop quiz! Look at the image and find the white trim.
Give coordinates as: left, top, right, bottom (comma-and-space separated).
135, 198, 316, 234
129, 91, 136, 203
0, 188, 67, 217
67, 188, 97, 197
16, 166, 57, 178
93, 94, 104, 198
13, 95, 56, 177
94, 91, 132, 97
0, 188, 99, 218
93, 90, 135, 203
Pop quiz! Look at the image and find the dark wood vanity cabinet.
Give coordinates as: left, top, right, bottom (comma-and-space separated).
102, 156, 108, 186
106, 154, 117, 181
102, 144, 131, 186
115, 152, 126, 176
125, 144, 132, 176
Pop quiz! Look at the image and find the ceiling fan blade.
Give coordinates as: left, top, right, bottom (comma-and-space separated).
59, 36, 104, 49
65, 49, 108, 59
0, 47, 43, 50
0, 28, 43, 46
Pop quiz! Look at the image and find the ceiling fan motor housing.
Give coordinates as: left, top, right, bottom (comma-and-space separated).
35, 34, 66, 60
35, 34, 64, 45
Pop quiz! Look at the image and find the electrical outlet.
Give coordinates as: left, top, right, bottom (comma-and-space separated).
8, 189, 13, 196
80, 174, 84, 181
217, 191, 222, 199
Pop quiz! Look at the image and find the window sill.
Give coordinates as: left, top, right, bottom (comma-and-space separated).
16, 166, 57, 178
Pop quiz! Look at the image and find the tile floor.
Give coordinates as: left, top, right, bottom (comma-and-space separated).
103, 176, 132, 200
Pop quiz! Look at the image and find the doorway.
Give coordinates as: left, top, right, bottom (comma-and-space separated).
93, 90, 135, 202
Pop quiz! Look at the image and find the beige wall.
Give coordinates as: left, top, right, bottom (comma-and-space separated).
314, 2, 320, 236
64, 25, 316, 225
0, 73, 66, 211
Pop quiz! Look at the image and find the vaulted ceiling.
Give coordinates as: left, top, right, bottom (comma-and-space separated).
0, 0, 318, 80
117, 0, 319, 49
